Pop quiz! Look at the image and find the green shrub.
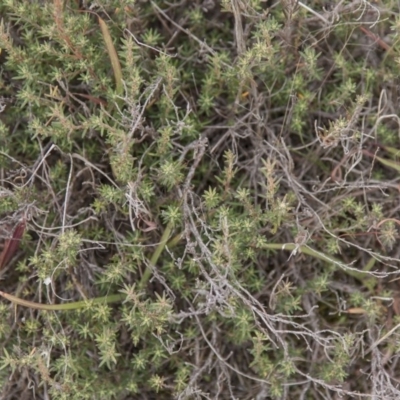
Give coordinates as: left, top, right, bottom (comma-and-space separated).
0, 1, 400, 398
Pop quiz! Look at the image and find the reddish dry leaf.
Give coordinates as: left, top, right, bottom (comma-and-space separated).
0, 219, 26, 270
71, 92, 108, 106
392, 296, 400, 316
138, 218, 158, 232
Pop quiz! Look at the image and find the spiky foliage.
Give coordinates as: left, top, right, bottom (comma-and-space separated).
0, 1, 400, 399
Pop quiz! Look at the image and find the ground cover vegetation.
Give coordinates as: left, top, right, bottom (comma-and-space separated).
0, 0, 400, 399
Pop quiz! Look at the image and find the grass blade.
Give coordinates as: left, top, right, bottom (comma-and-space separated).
98, 16, 123, 95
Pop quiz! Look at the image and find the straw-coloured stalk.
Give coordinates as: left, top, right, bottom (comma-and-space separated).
98, 16, 123, 96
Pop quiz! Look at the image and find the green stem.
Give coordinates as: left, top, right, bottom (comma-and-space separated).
139, 221, 174, 290
261, 243, 377, 285
2, 236, 375, 311
0, 291, 124, 311
0, 222, 174, 311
